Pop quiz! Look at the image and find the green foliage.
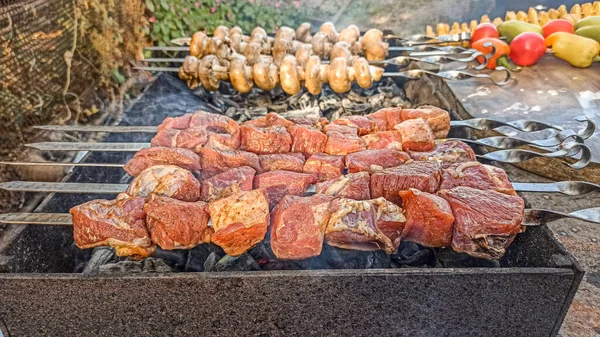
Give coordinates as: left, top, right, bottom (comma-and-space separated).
145, 0, 309, 45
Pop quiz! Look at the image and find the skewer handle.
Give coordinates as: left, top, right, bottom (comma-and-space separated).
524, 207, 600, 226
478, 142, 591, 169
512, 181, 600, 196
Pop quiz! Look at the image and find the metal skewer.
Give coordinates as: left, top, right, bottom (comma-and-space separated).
477, 142, 591, 169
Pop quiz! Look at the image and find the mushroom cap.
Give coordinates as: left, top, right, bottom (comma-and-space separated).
319, 21, 338, 43
353, 57, 372, 89
275, 26, 296, 41
182, 55, 200, 75
295, 44, 314, 67
251, 27, 267, 38
362, 29, 388, 61
330, 42, 352, 63
230, 26, 243, 36
305, 55, 323, 95
279, 55, 301, 95
252, 56, 278, 91
229, 55, 253, 94
311, 32, 330, 58
328, 57, 351, 93
273, 38, 293, 66
243, 42, 263, 66
199, 55, 221, 91
339, 25, 360, 44
295, 23, 313, 43
190, 31, 208, 58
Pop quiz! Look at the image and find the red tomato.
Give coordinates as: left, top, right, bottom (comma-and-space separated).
471, 23, 499, 44
509, 32, 547, 66
542, 19, 575, 38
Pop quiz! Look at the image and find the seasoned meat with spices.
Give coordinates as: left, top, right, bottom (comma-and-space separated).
370, 161, 442, 205
259, 153, 305, 172
316, 172, 370, 200
197, 147, 260, 180
200, 166, 256, 202
303, 153, 345, 182
409, 140, 476, 168
345, 149, 410, 173
440, 162, 516, 195
124, 147, 201, 177
126, 165, 201, 201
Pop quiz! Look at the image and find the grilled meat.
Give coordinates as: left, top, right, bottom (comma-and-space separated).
70, 193, 153, 257
200, 166, 256, 202
345, 149, 410, 174
370, 161, 442, 205
288, 124, 328, 157
253, 170, 317, 208
361, 131, 403, 151
127, 165, 201, 201
401, 105, 451, 139
303, 153, 345, 182
197, 147, 261, 180
440, 161, 516, 195
394, 118, 435, 152
315, 172, 371, 200
145, 195, 212, 250
270, 194, 334, 259
367, 107, 403, 131
208, 189, 270, 256
124, 147, 201, 177
332, 115, 378, 136
240, 125, 293, 154
409, 140, 476, 168
259, 152, 306, 173
150, 127, 208, 151
371, 197, 406, 252
439, 186, 524, 259
324, 124, 366, 155
243, 112, 294, 128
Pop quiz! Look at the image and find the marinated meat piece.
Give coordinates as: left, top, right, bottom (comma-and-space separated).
439, 186, 525, 259
70, 193, 153, 257
399, 188, 455, 248
254, 170, 317, 208
127, 165, 201, 202
289, 124, 328, 157
371, 197, 406, 252
345, 149, 410, 173
370, 161, 442, 205
362, 131, 403, 151
287, 116, 329, 130
243, 112, 294, 128
303, 153, 345, 182
410, 140, 476, 168
325, 198, 394, 254
240, 125, 292, 154
270, 194, 334, 259
158, 113, 192, 131
124, 147, 201, 177
208, 189, 270, 256
367, 107, 403, 131
190, 111, 241, 150
197, 147, 260, 180
324, 124, 366, 155
259, 153, 305, 172
440, 162, 516, 195
401, 105, 451, 139
394, 118, 435, 152
316, 172, 371, 200
150, 127, 208, 151
145, 195, 212, 250
205, 129, 241, 150
333, 115, 377, 136
200, 166, 256, 202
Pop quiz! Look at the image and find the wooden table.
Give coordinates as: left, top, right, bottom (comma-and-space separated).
445, 55, 600, 183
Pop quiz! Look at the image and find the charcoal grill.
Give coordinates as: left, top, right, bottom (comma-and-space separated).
0, 74, 585, 337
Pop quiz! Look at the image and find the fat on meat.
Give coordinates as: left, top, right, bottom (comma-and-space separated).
409, 140, 476, 168
439, 186, 525, 259
399, 188, 455, 248
243, 112, 294, 128
70, 193, 153, 257
126, 165, 201, 202
145, 195, 212, 250
315, 172, 371, 200
303, 153, 345, 182
361, 131, 403, 151
200, 166, 256, 202
371, 197, 406, 252
370, 161, 442, 205
332, 115, 378, 136
345, 149, 410, 173
208, 189, 270, 256
440, 162, 516, 195
270, 194, 334, 259
197, 147, 260, 180
367, 107, 403, 130
324, 124, 366, 155
401, 105, 451, 139
124, 147, 201, 177
394, 118, 435, 152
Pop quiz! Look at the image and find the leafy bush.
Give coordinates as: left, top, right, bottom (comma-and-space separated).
145, 0, 309, 45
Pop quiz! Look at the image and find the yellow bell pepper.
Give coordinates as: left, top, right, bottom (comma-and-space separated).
546, 32, 600, 67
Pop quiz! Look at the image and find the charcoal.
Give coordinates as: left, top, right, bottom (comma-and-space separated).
435, 249, 501, 268
342, 98, 371, 114
0, 255, 14, 273
322, 244, 391, 269
185, 244, 212, 272
203, 252, 223, 272
211, 253, 261, 272
391, 242, 436, 268
98, 257, 172, 273
296, 92, 318, 109
319, 95, 342, 112
249, 241, 276, 264
82, 247, 115, 274
154, 248, 188, 271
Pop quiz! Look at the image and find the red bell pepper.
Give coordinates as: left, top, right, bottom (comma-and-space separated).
509, 32, 546, 66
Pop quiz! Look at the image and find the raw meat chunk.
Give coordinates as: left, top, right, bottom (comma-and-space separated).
145, 195, 212, 250
158, 113, 192, 131
150, 127, 208, 151
289, 124, 328, 157
254, 170, 317, 208
200, 166, 256, 202
370, 161, 442, 205
410, 140, 476, 168
399, 188, 455, 248
333, 115, 378, 135
124, 147, 201, 177
439, 186, 525, 259
316, 172, 371, 200
208, 189, 270, 256
240, 125, 292, 154
362, 131, 403, 151
401, 105, 451, 138
394, 118, 435, 152
197, 147, 260, 180
324, 124, 366, 155
127, 165, 201, 202
270, 194, 334, 259
70, 193, 153, 257
371, 197, 406, 252
303, 153, 345, 182
325, 198, 394, 253
259, 153, 305, 173
440, 162, 515, 195
243, 112, 294, 128
287, 116, 329, 130
345, 149, 410, 173
367, 107, 403, 130
204, 130, 241, 150
190, 111, 241, 149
